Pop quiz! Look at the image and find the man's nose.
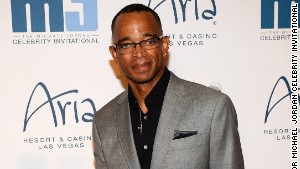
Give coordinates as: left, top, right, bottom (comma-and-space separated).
132, 43, 145, 57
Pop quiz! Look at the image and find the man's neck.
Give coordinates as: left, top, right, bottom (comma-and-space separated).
129, 83, 151, 113
128, 68, 165, 113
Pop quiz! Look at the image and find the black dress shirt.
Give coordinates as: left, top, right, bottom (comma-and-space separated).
128, 67, 170, 169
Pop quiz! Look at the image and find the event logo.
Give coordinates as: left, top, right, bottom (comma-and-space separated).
10, 0, 99, 45
11, 0, 98, 32
23, 82, 96, 132
265, 76, 299, 123
264, 76, 299, 141
148, 0, 218, 46
260, 0, 299, 41
149, 0, 216, 24
261, 0, 299, 29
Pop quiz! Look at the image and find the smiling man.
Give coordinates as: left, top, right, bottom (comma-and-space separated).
93, 3, 244, 169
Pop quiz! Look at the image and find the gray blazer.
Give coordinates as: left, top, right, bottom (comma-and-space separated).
93, 73, 244, 169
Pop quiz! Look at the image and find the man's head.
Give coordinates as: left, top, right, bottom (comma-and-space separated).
111, 4, 163, 34
109, 3, 169, 85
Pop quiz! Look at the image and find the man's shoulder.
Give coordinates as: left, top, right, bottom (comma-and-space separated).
169, 73, 233, 109
170, 73, 227, 99
169, 73, 234, 115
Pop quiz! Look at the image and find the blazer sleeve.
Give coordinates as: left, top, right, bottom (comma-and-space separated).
93, 120, 108, 169
209, 95, 244, 169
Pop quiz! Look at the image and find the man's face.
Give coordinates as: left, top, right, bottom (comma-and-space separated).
110, 12, 169, 84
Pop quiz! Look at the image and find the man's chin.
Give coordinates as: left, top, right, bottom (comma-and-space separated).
127, 74, 154, 84
130, 78, 153, 84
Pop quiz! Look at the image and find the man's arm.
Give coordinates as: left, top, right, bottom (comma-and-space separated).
93, 120, 108, 169
209, 95, 244, 169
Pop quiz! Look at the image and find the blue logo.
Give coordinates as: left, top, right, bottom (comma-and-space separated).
11, 0, 98, 32
261, 0, 299, 29
148, 0, 216, 24
265, 76, 300, 123
23, 82, 96, 132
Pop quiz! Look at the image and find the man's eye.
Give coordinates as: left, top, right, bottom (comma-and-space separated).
145, 39, 157, 45
119, 43, 132, 49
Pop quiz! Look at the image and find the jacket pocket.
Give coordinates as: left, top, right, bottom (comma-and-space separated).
169, 132, 209, 151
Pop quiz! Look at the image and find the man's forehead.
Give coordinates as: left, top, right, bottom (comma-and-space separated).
112, 12, 159, 31
112, 12, 161, 42
115, 12, 156, 24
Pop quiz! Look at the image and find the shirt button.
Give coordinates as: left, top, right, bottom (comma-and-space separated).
144, 116, 147, 120
144, 145, 148, 149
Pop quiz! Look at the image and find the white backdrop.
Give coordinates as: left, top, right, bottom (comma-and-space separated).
0, 0, 297, 168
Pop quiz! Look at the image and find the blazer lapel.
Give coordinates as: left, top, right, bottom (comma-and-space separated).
150, 73, 188, 169
114, 91, 141, 169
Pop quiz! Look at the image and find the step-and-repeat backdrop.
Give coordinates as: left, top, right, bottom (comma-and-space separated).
1, 0, 298, 168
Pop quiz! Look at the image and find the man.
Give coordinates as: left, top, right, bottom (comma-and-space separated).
93, 3, 244, 169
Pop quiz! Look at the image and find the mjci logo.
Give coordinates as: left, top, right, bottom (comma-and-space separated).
261, 0, 299, 29
11, 0, 98, 32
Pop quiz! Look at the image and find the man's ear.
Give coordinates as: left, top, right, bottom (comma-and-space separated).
109, 46, 119, 64
162, 36, 170, 56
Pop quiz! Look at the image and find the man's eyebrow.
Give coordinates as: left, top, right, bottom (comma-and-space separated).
143, 33, 158, 37
115, 37, 130, 44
